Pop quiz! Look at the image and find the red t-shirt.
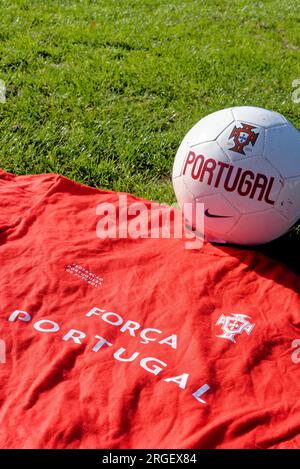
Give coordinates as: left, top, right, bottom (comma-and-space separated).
0, 169, 299, 449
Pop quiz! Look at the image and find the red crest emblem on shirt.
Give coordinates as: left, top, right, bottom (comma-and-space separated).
229, 123, 259, 155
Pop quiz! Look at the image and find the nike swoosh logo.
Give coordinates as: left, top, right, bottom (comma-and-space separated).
205, 208, 233, 218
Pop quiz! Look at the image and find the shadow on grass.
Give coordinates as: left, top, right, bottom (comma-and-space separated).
255, 230, 300, 276
208, 230, 300, 309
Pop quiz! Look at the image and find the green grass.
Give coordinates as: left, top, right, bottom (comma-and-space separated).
1, 0, 300, 267
0, 0, 300, 204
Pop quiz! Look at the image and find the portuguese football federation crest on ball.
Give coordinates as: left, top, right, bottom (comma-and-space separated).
172, 106, 300, 245
229, 123, 259, 155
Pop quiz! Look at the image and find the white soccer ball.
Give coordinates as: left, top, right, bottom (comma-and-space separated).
172, 106, 300, 245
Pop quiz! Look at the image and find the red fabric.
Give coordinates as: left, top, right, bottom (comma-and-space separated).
0, 169, 300, 449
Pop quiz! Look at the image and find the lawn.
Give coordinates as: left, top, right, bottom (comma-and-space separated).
0, 0, 300, 266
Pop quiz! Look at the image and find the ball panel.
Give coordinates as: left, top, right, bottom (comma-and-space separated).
264, 124, 300, 178
232, 106, 286, 128
226, 209, 289, 245
172, 139, 190, 179
221, 157, 282, 214
275, 175, 300, 222
172, 176, 195, 207
172, 177, 199, 230
185, 108, 234, 145
178, 141, 229, 198
197, 193, 240, 235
